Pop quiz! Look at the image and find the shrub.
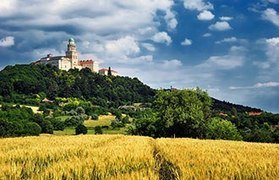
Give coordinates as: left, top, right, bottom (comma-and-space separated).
65, 116, 83, 127
206, 117, 242, 140
94, 126, 103, 134
41, 120, 54, 134
91, 114, 99, 120
75, 124, 88, 135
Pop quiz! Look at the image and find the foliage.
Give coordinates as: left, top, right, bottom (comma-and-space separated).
94, 126, 103, 134
75, 124, 88, 135
206, 117, 242, 140
153, 89, 212, 138
0, 64, 155, 107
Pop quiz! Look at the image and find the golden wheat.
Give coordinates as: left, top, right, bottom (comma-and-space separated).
0, 135, 158, 180
0, 135, 278, 180
156, 138, 279, 180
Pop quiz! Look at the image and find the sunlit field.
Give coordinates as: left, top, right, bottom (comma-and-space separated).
0, 135, 278, 179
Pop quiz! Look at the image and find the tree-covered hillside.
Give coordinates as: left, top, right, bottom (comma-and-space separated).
0, 64, 155, 107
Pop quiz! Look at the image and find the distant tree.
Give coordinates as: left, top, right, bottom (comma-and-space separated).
24, 122, 42, 136
108, 67, 112, 76
76, 106, 85, 115
206, 117, 242, 140
94, 126, 103, 134
41, 120, 54, 134
75, 124, 88, 135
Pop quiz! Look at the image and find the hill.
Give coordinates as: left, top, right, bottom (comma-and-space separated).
212, 98, 262, 113
1, 135, 278, 179
0, 64, 155, 107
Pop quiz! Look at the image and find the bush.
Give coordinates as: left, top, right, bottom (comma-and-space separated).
206, 117, 242, 140
24, 122, 42, 136
65, 116, 83, 127
41, 120, 54, 134
75, 124, 88, 135
91, 114, 99, 120
94, 126, 103, 134
50, 118, 65, 131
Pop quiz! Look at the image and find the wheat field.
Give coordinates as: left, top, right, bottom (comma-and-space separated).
0, 135, 278, 180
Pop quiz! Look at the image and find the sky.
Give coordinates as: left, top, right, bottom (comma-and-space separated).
0, 0, 279, 112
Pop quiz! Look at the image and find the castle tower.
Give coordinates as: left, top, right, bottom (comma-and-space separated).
66, 38, 78, 68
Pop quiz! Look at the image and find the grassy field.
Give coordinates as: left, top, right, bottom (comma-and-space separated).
84, 115, 115, 128
0, 135, 278, 179
54, 115, 126, 135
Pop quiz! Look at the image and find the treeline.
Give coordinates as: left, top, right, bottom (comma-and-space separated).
129, 89, 279, 143
212, 98, 262, 113
0, 64, 155, 107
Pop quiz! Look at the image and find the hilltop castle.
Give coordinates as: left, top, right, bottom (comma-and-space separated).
34, 38, 118, 75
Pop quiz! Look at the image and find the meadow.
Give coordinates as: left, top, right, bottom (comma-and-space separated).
0, 135, 278, 179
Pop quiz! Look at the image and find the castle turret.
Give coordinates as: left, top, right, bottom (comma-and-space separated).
66, 38, 78, 68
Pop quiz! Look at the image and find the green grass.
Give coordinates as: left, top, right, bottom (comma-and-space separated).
54, 115, 122, 136
54, 128, 75, 135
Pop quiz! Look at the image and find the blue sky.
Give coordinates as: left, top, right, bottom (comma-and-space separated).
0, 0, 279, 112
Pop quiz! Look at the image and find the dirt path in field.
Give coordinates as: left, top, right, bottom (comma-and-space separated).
151, 140, 181, 180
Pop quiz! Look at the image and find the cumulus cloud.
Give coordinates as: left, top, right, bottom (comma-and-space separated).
267, 0, 279, 4
265, 37, 279, 62
0, 36, 15, 47
164, 10, 178, 30
197, 10, 215, 21
152, 32, 172, 45
183, 0, 213, 11
230, 82, 279, 90
262, 8, 279, 27
219, 16, 233, 21
0, 0, 177, 36
105, 36, 140, 57
203, 33, 212, 37
215, 37, 247, 44
199, 46, 246, 70
209, 21, 232, 31
215, 37, 237, 44
181, 38, 192, 46
141, 43, 156, 52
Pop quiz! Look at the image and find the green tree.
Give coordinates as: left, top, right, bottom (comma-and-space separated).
206, 117, 242, 140
153, 89, 212, 138
41, 120, 54, 134
94, 126, 103, 134
75, 124, 88, 135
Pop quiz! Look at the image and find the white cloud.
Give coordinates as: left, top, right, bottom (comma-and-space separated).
199, 46, 246, 70
215, 37, 237, 44
267, 0, 279, 4
209, 21, 232, 31
0, 0, 16, 17
105, 36, 140, 56
183, 0, 213, 11
197, 10, 215, 21
230, 82, 279, 90
265, 37, 279, 62
0, 36, 15, 47
219, 16, 233, 21
142, 43, 156, 51
164, 10, 178, 30
1, 0, 176, 36
181, 38, 192, 46
203, 33, 212, 37
262, 8, 279, 27
152, 32, 172, 45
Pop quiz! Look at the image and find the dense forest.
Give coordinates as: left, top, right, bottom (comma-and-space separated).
0, 64, 155, 107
